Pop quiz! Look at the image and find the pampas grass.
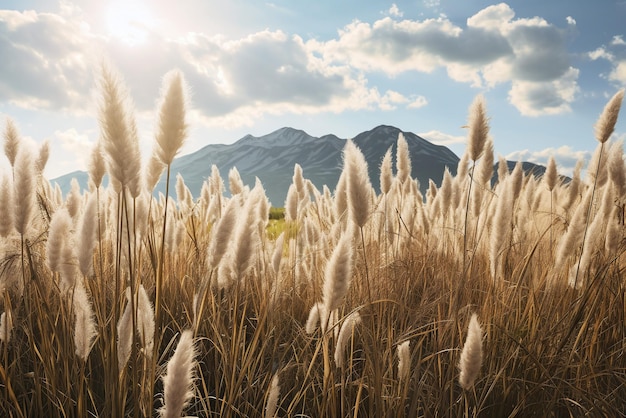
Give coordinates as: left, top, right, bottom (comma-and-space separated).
459, 313, 482, 390
265, 373, 280, 418
159, 330, 196, 418
334, 311, 362, 368
3, 117, 20, 168
2, 69, 626, 417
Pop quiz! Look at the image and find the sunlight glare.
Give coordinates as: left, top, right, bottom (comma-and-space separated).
105, 0, 156, 45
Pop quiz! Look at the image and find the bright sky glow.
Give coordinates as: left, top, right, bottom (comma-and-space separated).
0, 0, 624, 179
105, 0, 156, 45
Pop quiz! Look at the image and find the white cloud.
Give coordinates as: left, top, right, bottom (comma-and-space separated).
609, 61, 626, 84
419, 130, 465, 145
588, 47, 614, 61
388, 4, 403, 18
566, 16, 576, 26
378, 89, 409, 110
508, 67, 579, 116
611, 35, 626, 46
54, 128, 94, 171
0, 9, 389, 128
506, 145, 589, 175
312, 3, 579, 116
423, 0, 440, 9
408, 95, 428, 109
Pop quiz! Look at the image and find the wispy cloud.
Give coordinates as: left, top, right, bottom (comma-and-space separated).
419, 130, 465, 146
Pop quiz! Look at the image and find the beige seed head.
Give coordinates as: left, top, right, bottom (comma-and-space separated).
595, 89, 624, 144
459, 313, 483, 390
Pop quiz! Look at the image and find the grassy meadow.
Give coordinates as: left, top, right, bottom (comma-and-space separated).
0, 65, 625, 417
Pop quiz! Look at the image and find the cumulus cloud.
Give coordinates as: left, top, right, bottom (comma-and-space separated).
0, 9, 388, 128
312, 3, 579, 116
0, 3, 585, 125
586, 34, 626, 87
0, 10, 96, 111
566, 16, 576, 26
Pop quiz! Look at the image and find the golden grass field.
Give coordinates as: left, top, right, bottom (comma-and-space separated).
0, 66, 625, 417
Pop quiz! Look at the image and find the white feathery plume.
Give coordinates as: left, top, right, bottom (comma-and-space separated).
228, 167, 244, 195
137, 284, 155, 356
594, 89, 624, 144
264, 373, 280, 418
334, 311, 362, 368
35, 139, 50, 174
344, 139, 372, 228
47, 208, 72, 273
72, 283, 97, 361
89, 140, 106, 189
0, 309, 13, 344
98, 64, 142, 197
380, 146, 393, 194
77, 194, 98, 277
117, 288, 133, 371
155, 70, 188, 166
0, 173, 14, 237
13, 146, 35, 236
3, 117, 20, 168
396, 132, 412, 184
322, 231, 353, 316
397, 340, 411, 382
459, 313, 483, 390
159, 330, 197, 418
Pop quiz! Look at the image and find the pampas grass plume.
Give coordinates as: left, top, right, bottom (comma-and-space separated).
155, 70, 188, 166
229, 167, 244, 195
4, 117, 20, 167
334, 311, 362, 368
595, 89, 624, 144
380, 146, 393, 194
344, 139, 372, 228
459, 313, 483, 390
0, 173, 14, 237
47, 208, 72, 273
322, 231, 353, 315
73, 284, 97, 361
396, 132, 411, 184
89, 140, 106, 189
207, 196, 240, 269
117, 288, 133, 371
13, 146, 35, 235
467, 95, 488, 162
98, 64, 142, 195
544, 156, 558, 192
265, 373, 280, 418
77, 194, 98, 276
305, 302, 326, 334
160, 330, 196, 418
0, 309, 13, 344
397, 340, 411, 382
35, 139, 50, 174
137, 284, 155, 356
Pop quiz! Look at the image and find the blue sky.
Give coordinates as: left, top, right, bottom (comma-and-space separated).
1, 0, 625, 179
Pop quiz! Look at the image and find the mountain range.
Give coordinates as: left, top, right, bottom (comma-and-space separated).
51, 125, 544, 206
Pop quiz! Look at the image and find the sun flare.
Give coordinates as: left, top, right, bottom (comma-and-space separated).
105, 0, 156, 45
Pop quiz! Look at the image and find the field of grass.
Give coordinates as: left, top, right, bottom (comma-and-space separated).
0, 66, 625, 417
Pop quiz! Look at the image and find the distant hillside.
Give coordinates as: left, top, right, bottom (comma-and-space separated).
50, 125, 546, 206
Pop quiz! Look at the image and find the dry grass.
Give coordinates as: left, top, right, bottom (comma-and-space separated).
0, 72, 625, 417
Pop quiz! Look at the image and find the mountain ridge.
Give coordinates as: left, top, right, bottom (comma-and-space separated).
50, 125, 544, 206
